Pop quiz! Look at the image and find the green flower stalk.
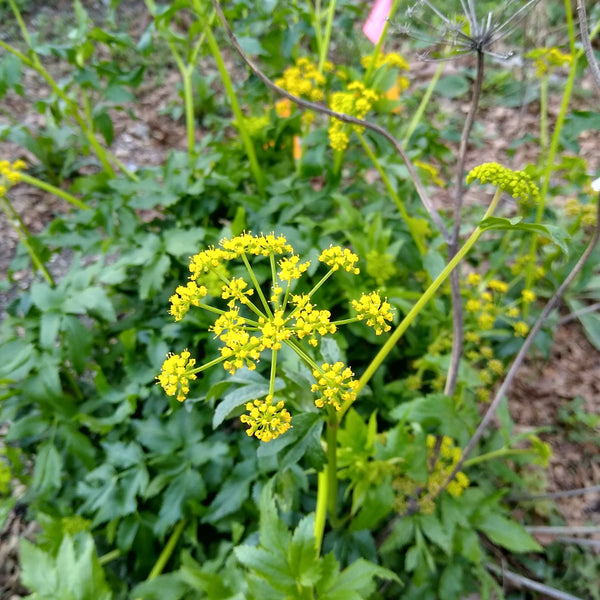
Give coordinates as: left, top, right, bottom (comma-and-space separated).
156, 232, 393, 441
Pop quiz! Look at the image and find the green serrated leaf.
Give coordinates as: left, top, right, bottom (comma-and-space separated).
288, 515, 321, 586
479, 217, 570, 255
476, 513, 542, 552
32, 442, 62, 496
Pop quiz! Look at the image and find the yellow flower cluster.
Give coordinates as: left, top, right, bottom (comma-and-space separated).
240, 397, 292, 442
392, 435, 469, 514
157, 350, 197, 402
169, 281, 208, 321
158, 232, 393, 440
275, 57, 332, 101
319, 245, 360, 273
0, 159, 26, 196
293, 299, 336, 347
352, 291, 393, 334
466, 162, 540, 204
527, 47, 573, 77
311, 362, 359, 411
361, 52, 410, 71
328, 82, 379, 151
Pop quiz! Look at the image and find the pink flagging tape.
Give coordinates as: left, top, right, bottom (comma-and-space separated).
362, 0, 392, 44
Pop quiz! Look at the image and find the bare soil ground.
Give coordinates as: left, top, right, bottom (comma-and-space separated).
1, 2, 600, 598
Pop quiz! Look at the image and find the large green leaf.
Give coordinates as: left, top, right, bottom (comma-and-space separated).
475, 513, 542, 552
479, 217, 570, 254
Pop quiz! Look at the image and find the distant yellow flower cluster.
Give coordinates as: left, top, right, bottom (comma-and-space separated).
0, 159, 26, 196
393, 435, 469, 515
328, 82, 379, 151
275, 57, 332, 102
564, 197, 597, 227
157, 232, 394, 441
527, 47, 573, 77
361, 52, 410, 72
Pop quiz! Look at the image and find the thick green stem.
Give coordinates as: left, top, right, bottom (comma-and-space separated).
325, 418, 338, 520
337, 190, 502, 419
199, 10, 265, 195
314, 470, 327, 551
356, 131, 427, 255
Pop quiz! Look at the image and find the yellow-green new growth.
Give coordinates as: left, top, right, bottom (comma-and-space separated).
467, 162, 540, 204
157, 232, 394, 441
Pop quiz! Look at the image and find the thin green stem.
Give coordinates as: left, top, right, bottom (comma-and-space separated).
98, 549, 121, 566
402, 62, 444, 147
0, 194, 54, 285
241, 253, 273, 318
317, 0, 336, 73
188, 354, 227, 376
168, 40, 196, 158
0, 39, 136, 181
338, 190, 502, 419
525, 0, 578, 298
306, 0, 324, 60
284, 338, 321, 372
268, 349, 278, 397
356, 130, 427, 255
18, 173, 89, 210
147, 519, 186, 580
463, 447, 533, 468
8, 0, 31, 46
199, 6, 265, 195
539, 77, 548, 156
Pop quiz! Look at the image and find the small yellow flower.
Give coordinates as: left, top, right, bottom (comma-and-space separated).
521, 289, 536, 303
488, 280, 508, 293
275, 98, 292, 118
352, 291, 393, 334
465, 331, 480, 343
157, 350, 197, 402
466, 272, 481, 286
311, 362, 359, 411
240, 397, 292, 442
221, 277, 254, 309
487, 359, 503, 375
294, 306, 336, 347
319, 245, 360, 274
278, 254, 310, 282
477, 313, 495, 330
465, 299, 481, 312
514, 321, 529, 337
169, 281, 208, 321
189, 247, 231, 279
220, 330, 262, 374
259, 310, 291, 350
507, 307, 520, 318
480, 346, 493, 359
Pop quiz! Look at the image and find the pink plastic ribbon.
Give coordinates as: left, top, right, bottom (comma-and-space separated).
362, 0, 392, 44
